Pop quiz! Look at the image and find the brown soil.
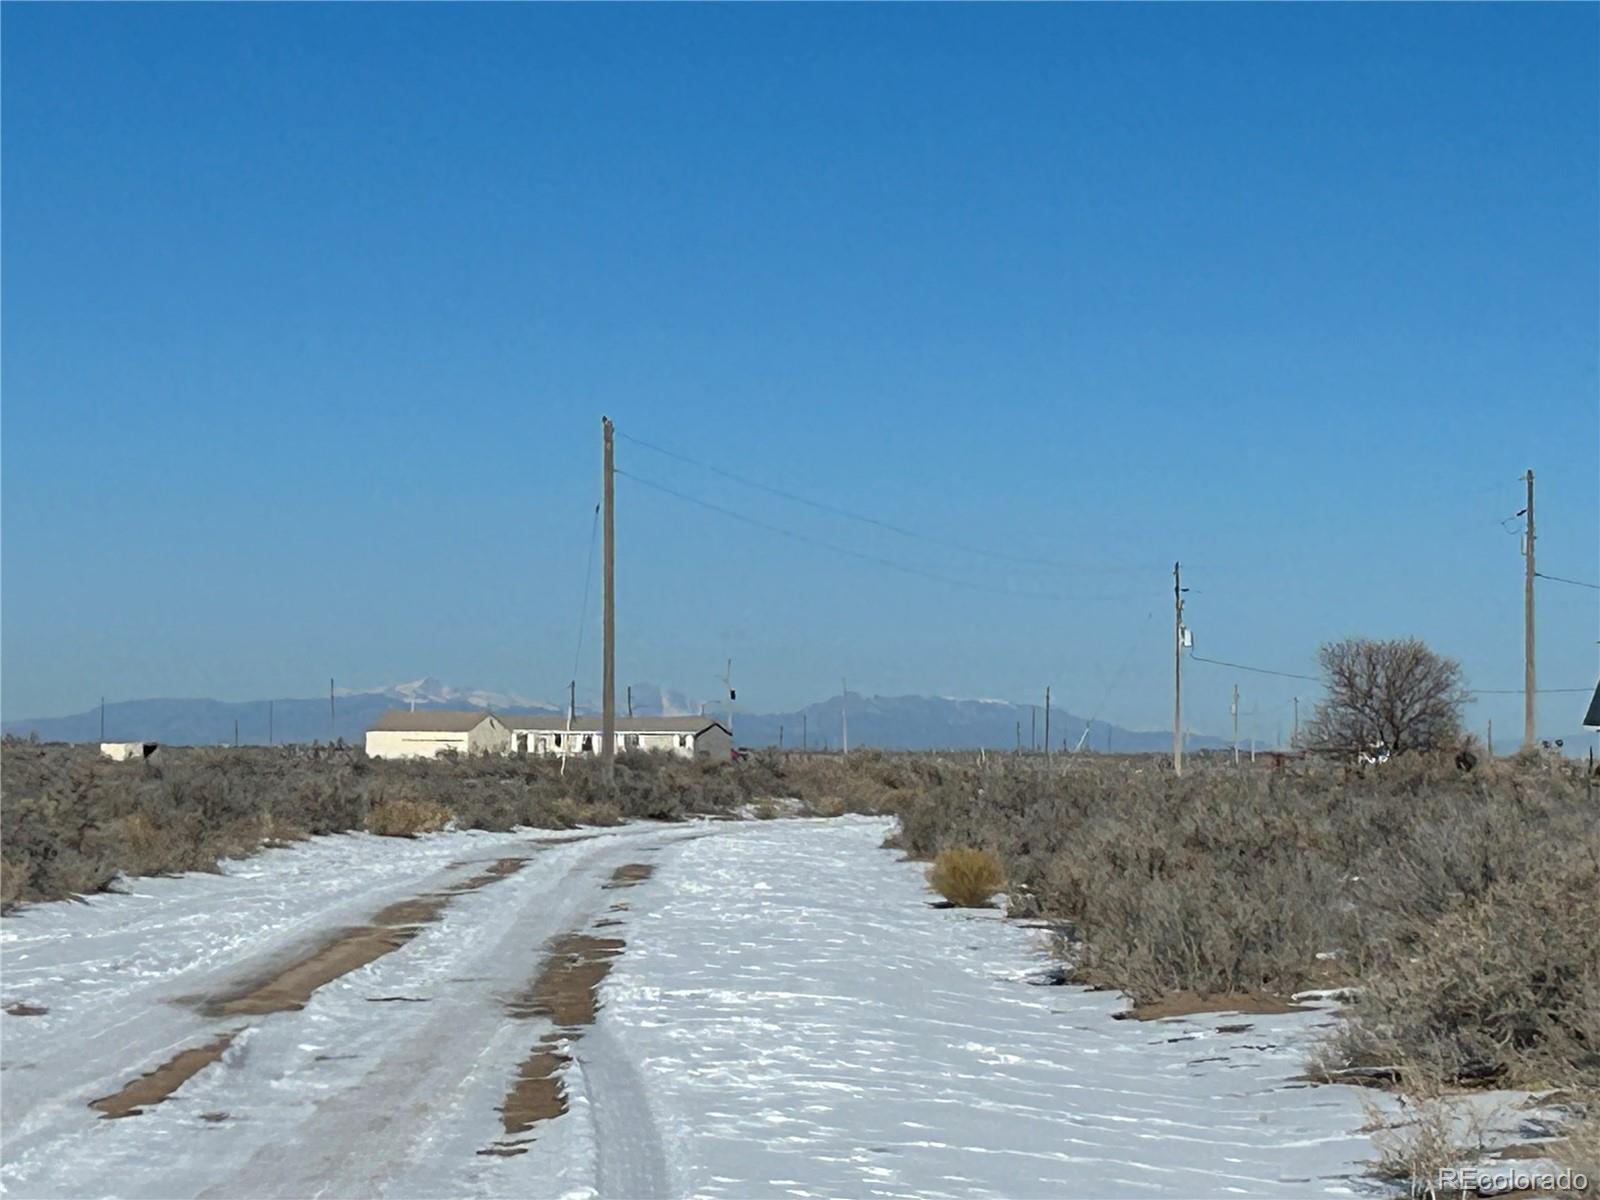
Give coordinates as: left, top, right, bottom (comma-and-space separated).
198, 1111, 230, 1123
1114, 991, 1309, 1021
197, 858, 527, 1018
89, 1033, 237, 1119
506, 934, 625, 1025
4, 1003, 48, 1016
449, 858, 529, 892
604, 863, 654, 888
200, 909, 444, 1017
484, 928, 629, 1154
1491, 1140, 1568, 1161
491, 1033, 571, 1148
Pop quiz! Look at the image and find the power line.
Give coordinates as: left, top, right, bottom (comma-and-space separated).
616, 430, 1162, 576
615, 469, 1134, 607
1535, 571, 1600, 591
1189, 649, 1590, 695
1467, 687, 1591, 695
1188, 652, 1321, 682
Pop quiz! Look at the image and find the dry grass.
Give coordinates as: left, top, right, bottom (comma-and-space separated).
0, 741, 918, 909
364, 797, 452, 837
1554, 1101, 1600, 1194
890, 751, 1600, 1089
1363, 1085, 1501, 1197
927, 848, 1005, 907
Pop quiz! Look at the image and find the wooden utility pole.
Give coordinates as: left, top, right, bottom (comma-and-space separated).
779, 725, 784, 750
1231, 683, 1240, 767
1523, 468, 1536, 750
1016, 721, 1022, 753
234, 718, 240, 748
841, 679, 848, 757
601, 417, 616, 782
724, 658, 735, 743
1291, 696, 1299, 750
1044, 687, 1051, 763
1173, 562, 1185, 775
1487, 719, 1494, 757
627, 685, 633, 718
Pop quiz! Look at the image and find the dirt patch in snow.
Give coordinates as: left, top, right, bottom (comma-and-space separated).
448, 857, 530, 891
4, 1002, 49, 1016
604, 863, 654, 888
196, 859, 528, 1018
484, 930, 628, 1155
1114, 991, 1309, 1021
480, 1033, 571, 1154
89, 1032, 237, 1119
507, 933, 625, 1025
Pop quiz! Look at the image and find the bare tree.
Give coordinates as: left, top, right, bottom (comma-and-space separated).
1306, 637, 1468, 755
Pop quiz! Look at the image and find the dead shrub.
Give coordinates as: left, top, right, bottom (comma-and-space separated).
364, 798, 451, 837
1363, 1084, 1501, 1196
927, 848, 1004, 907
0, 859, 30, 910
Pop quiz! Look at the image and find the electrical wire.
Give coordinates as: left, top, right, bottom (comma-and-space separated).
616, 430, 1162, 576
1535, 571, 1600, 591
1188, 653, 1321, 682
617, 469, 1147, 606
1466, 688, 1593, 695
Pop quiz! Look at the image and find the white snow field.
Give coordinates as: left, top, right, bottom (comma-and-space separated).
1, 815, 1382, 1199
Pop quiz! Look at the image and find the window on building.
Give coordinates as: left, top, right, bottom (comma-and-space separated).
554, 733, 562, 747
678, 734, 688, 748
582, 734, 594, 753
625, 733, 639, 749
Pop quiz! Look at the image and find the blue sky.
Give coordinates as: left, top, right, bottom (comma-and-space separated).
4, 4, 1596, 741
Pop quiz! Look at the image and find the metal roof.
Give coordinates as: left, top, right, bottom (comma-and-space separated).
500, 715, 729, 735
369, 710, 505, 733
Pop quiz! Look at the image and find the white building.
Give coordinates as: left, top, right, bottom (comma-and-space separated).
501, 715, 734, 761
101, 741, 159, 762
365, 710, 511, 760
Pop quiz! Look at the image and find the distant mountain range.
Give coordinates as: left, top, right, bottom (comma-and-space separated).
2, 679, 1224, 753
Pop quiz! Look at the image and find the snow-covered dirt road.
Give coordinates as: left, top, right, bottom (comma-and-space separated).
1, 816, 1378, 1199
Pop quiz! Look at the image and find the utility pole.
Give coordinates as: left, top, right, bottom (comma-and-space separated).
234, 718, 240, 748
1044, 687, 1051, 764
329, 679, 336, 743
841, 679, 849, 757
779, 725, 784, 750
1016, 720, 1022, 753
724, 658, 735, 743
1523, 468, 1536, 750
1292, 696, 1299, 750
601, 417, 616, 783
1173, 562, 1186, 776
1231, 683, 1240, 767
1487, 719, 1494, 758
627, 685, 633, 719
